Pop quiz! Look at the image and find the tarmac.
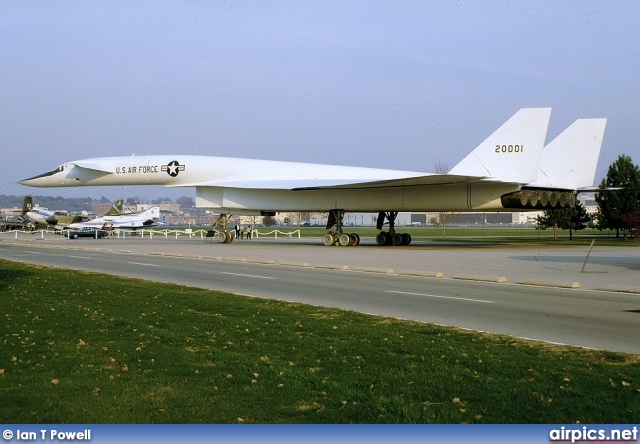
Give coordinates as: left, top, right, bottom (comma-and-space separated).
2, 231, 639, 293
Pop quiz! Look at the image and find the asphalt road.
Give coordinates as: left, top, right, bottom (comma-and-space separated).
1, 237, 639, 354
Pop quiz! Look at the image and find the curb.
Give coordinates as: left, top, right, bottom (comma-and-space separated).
280, 261, 311, 268
399, 270, 445, 278
517, 280, 581, 289
353, 267, 395, 274
595, 286, 640, 294
453, 274, 507, 283
315, 264, 350, 271
149, 252, 184, 257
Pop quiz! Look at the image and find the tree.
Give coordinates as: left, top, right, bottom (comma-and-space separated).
176, 196, 195, 209
536, 200, 591, 240
151, 197, 173, 204
623, 211, 640, 241
262, 215, 277, 226
595, 155, 640, 238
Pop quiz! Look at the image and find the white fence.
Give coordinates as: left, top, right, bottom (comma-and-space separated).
2, 228, 302, 241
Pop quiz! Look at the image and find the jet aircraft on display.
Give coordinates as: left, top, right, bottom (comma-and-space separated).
66, 206, 161, 230
20, 108, 607, 246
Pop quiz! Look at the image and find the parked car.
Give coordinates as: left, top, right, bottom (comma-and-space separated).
65, 227, 110, 239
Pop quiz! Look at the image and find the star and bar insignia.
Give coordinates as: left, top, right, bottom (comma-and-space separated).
161, 160, 185, 177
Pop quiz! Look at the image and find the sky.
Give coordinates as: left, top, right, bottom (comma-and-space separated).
1, 1, 638, 202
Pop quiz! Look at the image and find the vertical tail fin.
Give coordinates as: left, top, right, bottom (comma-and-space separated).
139, 206, 160, 219
531, 118, 607, 189
104, 198, 124, 216
449, 108, 552, 183
22, 196, 33, 216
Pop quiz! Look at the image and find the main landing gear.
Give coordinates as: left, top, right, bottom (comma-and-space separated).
375, 211, 411, 246
322, 209, 360, 246
321, 210, 411, 246
212, 214, 235, 243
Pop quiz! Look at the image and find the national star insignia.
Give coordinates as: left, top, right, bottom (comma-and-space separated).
161, 160, 185, 177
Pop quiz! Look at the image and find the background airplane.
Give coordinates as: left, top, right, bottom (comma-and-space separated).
67, 206, 161, 229
20, 108, 606, 246
20, 196, 51, 229
21, 196, 98, 230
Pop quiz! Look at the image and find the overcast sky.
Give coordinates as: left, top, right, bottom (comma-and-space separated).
1, 1, 638, 202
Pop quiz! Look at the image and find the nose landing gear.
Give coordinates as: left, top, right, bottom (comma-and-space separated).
212, 214, 235, 243
323, 209, 360, 246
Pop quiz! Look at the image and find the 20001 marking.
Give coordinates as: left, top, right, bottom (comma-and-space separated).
495, 144, 523, 153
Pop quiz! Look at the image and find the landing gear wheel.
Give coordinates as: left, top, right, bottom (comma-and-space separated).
323, 209, 363, 247
323, 233, 336, 246
375, 232, 387, 246
402, 233, 412, 245
392, 233, 404, 246
338, 233, 352, 246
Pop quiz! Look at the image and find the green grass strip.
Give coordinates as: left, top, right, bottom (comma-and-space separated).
1, 259, 638, 424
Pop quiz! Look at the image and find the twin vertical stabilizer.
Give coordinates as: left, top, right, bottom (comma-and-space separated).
531, 118, 607, 189
449, 108, 552, 183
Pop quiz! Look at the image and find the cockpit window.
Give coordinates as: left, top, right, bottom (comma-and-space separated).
21, 165, 66, 181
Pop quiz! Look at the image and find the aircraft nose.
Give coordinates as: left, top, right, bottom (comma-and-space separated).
19, 167, 61, 187
18, 178, 35, 186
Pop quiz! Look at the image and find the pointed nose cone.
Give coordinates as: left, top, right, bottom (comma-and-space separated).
19, 167, 63, 187
18, 177, 37, 186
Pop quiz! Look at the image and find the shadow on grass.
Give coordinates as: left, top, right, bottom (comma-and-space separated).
0, 262, 35, 290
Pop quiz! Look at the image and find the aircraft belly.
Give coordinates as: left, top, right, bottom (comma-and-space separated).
196, 184, 519, 213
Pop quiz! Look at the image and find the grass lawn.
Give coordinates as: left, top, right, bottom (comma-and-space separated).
250, 226, 635, 246
1, 259, 638, 423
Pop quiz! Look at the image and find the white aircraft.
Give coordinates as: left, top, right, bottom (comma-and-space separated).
19, 108, 607, 246
67, 206, 161, 229
24, 205, 54, 228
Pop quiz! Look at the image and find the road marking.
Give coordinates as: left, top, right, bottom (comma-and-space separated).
386, 290, 494, 304
221, 271, 274, 280
128, 262, 160, 267
68, 255, 91, 259
24, 251, 42, 254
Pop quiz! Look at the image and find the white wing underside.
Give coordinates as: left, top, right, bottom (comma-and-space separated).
166, 174, 521, 190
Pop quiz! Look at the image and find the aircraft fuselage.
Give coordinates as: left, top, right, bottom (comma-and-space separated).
20, 155, 518, 213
